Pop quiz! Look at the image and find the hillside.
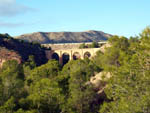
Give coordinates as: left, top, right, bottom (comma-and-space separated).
0, 34, 48, 65
15, 30, 112, 44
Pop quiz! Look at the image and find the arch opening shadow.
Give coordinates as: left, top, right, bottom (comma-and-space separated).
73, 52, 81, 60
62, 53, 70, 65
84, 52, 91, 58
52, 53, 59, 61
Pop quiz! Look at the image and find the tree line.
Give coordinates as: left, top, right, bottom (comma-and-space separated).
0, 27, 150, 113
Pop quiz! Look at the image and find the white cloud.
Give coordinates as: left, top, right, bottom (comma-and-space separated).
0, 0, 15, 3
0, 0, 33, 17
0, 21, 24, 28
0, 0, 12, 3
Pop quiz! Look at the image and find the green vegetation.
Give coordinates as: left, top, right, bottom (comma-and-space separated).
79, 41, 100, 49
97, 27, 150, 113
0, 27, 150, 113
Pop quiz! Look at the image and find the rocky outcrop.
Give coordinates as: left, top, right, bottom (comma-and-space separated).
15, 30, 112, 44
0, 59, 6, 68
90, 72, 111, 95
0, 47, 21, 68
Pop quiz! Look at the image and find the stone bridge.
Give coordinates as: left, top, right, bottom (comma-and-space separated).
45, 42, 109, 65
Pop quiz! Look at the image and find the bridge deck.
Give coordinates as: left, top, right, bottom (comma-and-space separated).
43, 41, 107, 50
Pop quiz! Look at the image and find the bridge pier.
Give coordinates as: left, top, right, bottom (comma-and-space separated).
59, 57, 63, 65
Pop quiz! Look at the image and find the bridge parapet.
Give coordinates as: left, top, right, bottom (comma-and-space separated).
43, 41, 107, 50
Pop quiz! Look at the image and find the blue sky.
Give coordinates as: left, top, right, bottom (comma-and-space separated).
0, 0, 150, 37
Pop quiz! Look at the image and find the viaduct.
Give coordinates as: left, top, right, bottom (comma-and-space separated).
45, 42, 109, 65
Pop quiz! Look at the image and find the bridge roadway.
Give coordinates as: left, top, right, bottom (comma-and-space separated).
43, 41, 107, 50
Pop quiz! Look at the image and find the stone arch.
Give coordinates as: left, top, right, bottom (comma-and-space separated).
62, 52, 70, 65
84, 51, 91, 58
73, 52, 81, 60
51, 52, 59, 61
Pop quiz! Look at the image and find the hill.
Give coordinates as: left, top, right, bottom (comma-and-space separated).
15, 30, 112, 44
0, 34, 48, 66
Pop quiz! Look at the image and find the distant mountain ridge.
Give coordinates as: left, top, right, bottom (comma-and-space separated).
15, 30, 112, 44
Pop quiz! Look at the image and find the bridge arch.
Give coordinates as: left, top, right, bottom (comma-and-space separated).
62, 52, 70, 65
73, 52, 81, 60
84, 51, 91, 58
46, 47, 104, 65
51, 52, 59, 61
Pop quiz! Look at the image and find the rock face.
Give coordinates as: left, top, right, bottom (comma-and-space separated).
0, 48, 21, 68
90, 72, 111, 95
15, 30, 112, 44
